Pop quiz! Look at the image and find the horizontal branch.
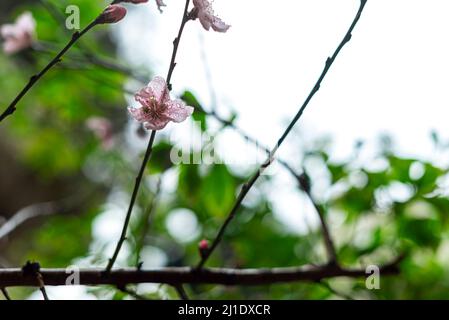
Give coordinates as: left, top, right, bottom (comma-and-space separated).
0, 259, 401, 288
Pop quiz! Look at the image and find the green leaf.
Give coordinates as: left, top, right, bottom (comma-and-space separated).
200, 164, 236, 217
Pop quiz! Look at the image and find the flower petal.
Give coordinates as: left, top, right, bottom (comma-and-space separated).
0, 24, 17, 38
128, 106, 148, 122
211, 16, 230, 33
16, 12, 36, 35
144, 118, 170, 130
192, 0, 208, 10
134, 87, 153, 107
164, 99, 194, 123
198, 12, 212, 31
148, 76, 169, 104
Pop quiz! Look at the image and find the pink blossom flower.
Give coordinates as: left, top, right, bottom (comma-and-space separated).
192, 0, 230, 33
0, 12, 36, 55
86, 117, 115, 150
128, 76, 194, 130
97, 5, 127, 24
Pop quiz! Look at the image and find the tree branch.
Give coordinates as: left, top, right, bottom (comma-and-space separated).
0, 20, 98, 123
135, 178, 162, 267
173, 284, 189, 300
105, 130, 157, 272
0, 258, 400, 288
1, 288, 11, 300
298, 172, 338, 265
196, 0, 368, 269
117, 285, 150, 300
166, 0, 191, 88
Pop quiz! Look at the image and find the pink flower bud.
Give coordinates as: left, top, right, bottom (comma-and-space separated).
97, 5, 127, 25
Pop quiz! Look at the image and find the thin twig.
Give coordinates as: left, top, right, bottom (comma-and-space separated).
105, 130, 157, 272
118, 285, 150, 300
38, 279, 50, 300
298, 172, 338, 265
166, 0, 191, 88
318, 280, 356, 300
173, 284, 189, 300
0, 20, 99, 123
135, 178, 162, 267
198, 106, 338, 263
1, 288, 11, 300
34, 42, 147, 84
199, 107, 338, 263
196, 0, 368, 269
0, 257, 401, 287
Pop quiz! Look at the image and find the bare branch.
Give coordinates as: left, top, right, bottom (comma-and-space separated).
0, 20, 98, 122
135, 178, 162, 267
298, 172, 338, 265
198, 108, 339, 264
0, 258, 400, 288
105, 130, 157, 272
173, 284, 190, 300
166, 0, 192, 89
117, 285, 150, 300
1, 288, 11, 300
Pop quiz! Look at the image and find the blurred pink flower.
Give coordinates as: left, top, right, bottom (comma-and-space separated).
128, 76, 194, 130
86, 117, 115, 150
0, 12, 36, 55
97, 5, 127, 24
192, 0, 230, 32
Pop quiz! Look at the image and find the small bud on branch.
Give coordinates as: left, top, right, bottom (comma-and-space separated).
96, 5, 127, 25
199, 239, 210, 258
